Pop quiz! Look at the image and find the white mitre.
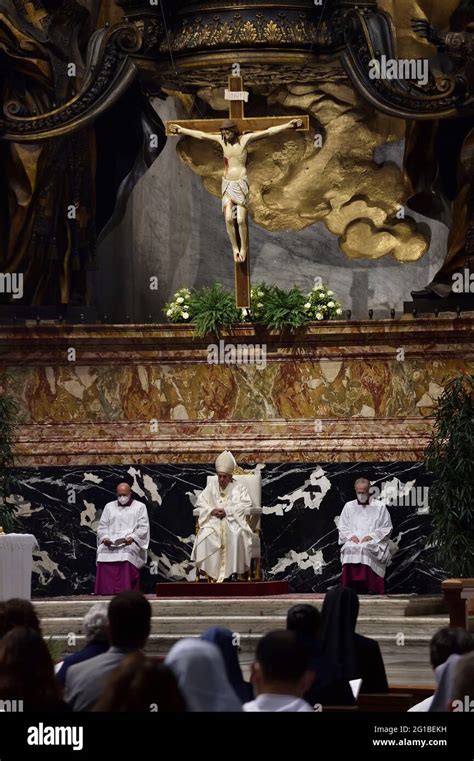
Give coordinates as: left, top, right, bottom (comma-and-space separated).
215, 450, 237, 475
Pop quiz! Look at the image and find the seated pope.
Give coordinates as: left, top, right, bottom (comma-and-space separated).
191, 451, 254, 582
338, 477, 393, 595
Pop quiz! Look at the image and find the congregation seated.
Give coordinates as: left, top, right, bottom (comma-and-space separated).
6, 590, 474, 715
0, 598, 41, 637
286, 603, 355, 707
56, 602, 109, 687
0, 627, 69, 712
164, 639, 242, 711
320, 586, 388, 694
65, 591, 152, 712
200, 626, 253, 704
243, 630, 315, 712
409, 626, 474, 712
92, 652, 186, 712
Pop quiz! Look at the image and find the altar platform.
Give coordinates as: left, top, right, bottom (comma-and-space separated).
3, 316, 474, 599
2, 315, 473, 465
155, 581, 289, 597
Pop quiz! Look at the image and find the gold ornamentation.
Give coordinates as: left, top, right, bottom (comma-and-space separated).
174, 78, 430, 262
159, 12, 321, 54
264, 21, 283, 45
152, 57, 340, 88
240, 20, 258, 44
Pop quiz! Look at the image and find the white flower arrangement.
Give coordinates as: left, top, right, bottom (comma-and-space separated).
238, 283, 271, 322
305, 281, 343, 321
163, 288, 194, 323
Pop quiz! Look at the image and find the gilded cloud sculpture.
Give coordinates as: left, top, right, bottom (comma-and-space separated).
169, 0, 464, 264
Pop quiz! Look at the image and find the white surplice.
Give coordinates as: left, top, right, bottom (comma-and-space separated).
191, 476, 253, 581
338, 499, 392, 578
96, 500, 150, 569
243, 695, 313, 712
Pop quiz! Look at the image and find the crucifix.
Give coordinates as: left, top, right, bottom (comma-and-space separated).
166, 74, 309, 307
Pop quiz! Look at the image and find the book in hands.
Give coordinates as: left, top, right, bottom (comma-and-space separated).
112, 537, 128, 546
103, 537, 130, 547
103, 538, 127, 546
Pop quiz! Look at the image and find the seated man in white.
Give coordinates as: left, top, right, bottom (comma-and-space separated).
244, 631, 315, 712
338, 477, 392, 595
191, 451, 253, 582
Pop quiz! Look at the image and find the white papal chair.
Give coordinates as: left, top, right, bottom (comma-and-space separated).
192, 471, 263, 581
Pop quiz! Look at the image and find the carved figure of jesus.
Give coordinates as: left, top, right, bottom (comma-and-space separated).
169, 118, 303, 262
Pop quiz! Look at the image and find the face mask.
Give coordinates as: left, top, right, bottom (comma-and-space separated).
118, 495, 130, 506
357, 493, 369, 503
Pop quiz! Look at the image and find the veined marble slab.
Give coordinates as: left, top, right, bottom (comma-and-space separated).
7, 461, 442, 596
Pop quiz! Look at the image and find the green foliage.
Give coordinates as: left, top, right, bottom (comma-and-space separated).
0, 378, 21, 532
192, 283, 241, 337
162, 280, 344, 333
258, 285, 309, 332
425, 374, 474, 577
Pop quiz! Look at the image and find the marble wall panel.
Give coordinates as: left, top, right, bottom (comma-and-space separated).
5, 462, 440, 597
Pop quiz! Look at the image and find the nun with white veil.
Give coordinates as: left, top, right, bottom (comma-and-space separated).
429, 654, 462, 712
191, 451, 253, 582
165, 639, 242, 712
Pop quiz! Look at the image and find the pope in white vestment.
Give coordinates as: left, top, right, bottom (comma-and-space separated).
191, 451, 254, 582
338, 478, 392, 595
95, 482, 150, 594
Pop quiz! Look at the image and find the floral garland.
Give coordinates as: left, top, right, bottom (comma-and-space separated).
163, 280, 343, 328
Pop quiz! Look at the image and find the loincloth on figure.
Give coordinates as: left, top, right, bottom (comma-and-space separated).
222, 176, 249, 212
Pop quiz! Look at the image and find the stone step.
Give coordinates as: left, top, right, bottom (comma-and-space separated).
47, 636, 436, 687
39, 595, 443, 687
46, 630, 438, 658
33, 596, 427, 619
40, 613, 449, 637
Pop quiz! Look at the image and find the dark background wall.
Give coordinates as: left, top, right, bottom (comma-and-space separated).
8, 461, 442, 597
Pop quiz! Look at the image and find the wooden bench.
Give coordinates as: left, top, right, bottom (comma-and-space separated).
322, 685, 435, 712
357, 693, 415, 712
389, 684, 434, 704
441, 578, 474, 629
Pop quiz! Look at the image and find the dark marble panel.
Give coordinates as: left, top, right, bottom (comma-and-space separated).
6, 462, 442, 596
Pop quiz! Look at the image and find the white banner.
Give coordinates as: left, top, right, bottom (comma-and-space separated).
224, 89, 249, 102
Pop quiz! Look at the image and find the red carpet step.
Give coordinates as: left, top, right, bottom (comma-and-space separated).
155, 580, 289, 597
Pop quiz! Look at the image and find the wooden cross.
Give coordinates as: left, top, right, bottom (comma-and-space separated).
166, 75, 309, 308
